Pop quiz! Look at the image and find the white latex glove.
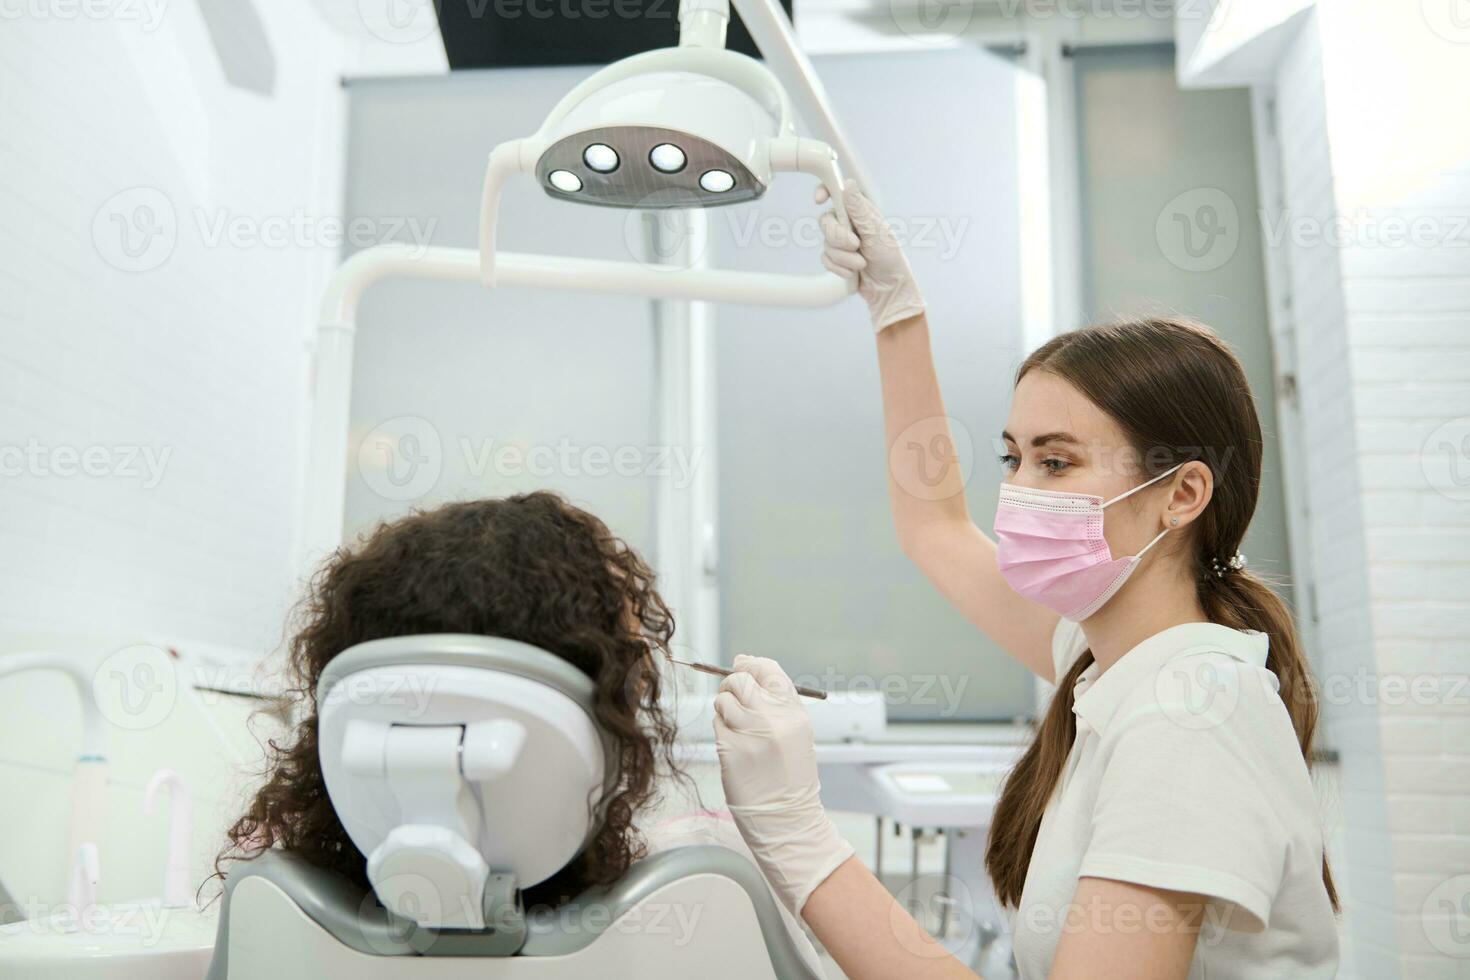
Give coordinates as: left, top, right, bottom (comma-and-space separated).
817, 181, 926, 332
712, 654, 855, 917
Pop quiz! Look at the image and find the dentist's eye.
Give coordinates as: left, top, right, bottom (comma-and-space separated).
1041, 457, 1071, 474
998, 453, 1019, 471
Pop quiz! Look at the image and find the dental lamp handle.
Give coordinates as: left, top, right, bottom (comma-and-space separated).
816, 183, 927, 332
767, 135, 853, 234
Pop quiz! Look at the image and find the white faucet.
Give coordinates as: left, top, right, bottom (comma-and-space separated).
63, 843, 100, 933
0, 652, 110, 907
144, 769, 193, 908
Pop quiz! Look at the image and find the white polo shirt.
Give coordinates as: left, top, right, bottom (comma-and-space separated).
1010, 619, 1338, 979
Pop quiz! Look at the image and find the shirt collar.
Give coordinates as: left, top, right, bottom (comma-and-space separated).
1072, 622, 1270, 736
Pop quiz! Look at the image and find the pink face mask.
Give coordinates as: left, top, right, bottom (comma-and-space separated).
993, 464, 1182, 621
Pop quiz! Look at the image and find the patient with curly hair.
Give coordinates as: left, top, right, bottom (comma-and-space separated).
215, 491, 821, 971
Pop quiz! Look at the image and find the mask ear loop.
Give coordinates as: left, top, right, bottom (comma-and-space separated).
1103, 462, 1185, 561
1134, 526, 1171, 560
1100, 462, 1185, 508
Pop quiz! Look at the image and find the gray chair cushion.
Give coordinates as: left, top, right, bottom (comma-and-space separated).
205, 845, 823, 980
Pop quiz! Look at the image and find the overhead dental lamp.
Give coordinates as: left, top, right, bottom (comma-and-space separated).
303, 0, 875, 562
477, 0, 863, 286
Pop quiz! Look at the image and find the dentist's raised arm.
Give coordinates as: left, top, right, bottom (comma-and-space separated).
818, 185, 1058, 680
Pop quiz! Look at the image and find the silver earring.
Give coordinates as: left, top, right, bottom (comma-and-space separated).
1169, 516, 1179, 527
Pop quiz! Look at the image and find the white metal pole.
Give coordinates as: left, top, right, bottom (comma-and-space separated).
728, 0, 880, 198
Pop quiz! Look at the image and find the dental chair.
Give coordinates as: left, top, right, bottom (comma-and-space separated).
205, 635, 823, 979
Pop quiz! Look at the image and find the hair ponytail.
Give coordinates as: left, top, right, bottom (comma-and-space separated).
986, 649, 1093, 907
985, 317, 1338, 912
1200, 566, 1338, 909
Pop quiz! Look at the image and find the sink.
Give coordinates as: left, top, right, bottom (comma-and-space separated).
0, 902, 216, 979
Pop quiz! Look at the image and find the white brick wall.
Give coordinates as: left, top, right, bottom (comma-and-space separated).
0, 5, 349, 652
1263, 6, 1470, 977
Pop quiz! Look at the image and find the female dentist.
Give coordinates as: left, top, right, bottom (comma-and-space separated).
713, 186, 1340, 979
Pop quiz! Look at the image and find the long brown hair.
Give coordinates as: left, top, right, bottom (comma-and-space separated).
213, 492, 684, 909
984, 317, 1337, 911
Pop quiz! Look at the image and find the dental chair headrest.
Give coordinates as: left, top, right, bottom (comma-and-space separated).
316, 634, 611, 934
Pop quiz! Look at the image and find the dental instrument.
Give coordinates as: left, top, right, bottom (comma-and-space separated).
144, 769, 193, 909
0, 652, 108, 907
301, 0, 875, 565
667, 656, 828, 699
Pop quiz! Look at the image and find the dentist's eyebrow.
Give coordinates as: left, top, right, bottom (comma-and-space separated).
1031, 431, 1081, 447
1002, 430, 1082, 447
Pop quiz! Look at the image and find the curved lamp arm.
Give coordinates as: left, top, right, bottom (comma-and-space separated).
478, 136, 854, 293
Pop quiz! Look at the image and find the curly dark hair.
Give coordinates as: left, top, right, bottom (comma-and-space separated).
213, 491, 684, 909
